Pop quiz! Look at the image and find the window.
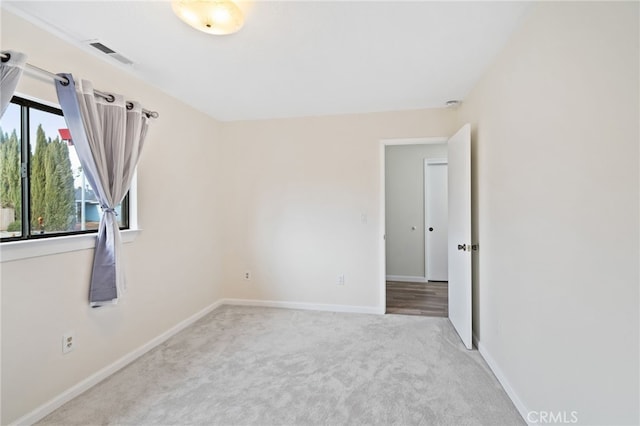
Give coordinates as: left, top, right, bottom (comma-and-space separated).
0, 96, 128, 242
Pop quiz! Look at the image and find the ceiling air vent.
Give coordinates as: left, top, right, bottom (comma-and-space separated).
88, 41, 133, 65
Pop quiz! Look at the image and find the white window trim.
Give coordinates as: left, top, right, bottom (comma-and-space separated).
0, 174, 140, 263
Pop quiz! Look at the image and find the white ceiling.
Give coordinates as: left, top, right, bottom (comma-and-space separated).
4, 1, 531, 121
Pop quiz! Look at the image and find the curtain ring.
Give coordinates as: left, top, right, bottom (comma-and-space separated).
60, 76, 70, 86
1, 53, 10, 63
126, 102, 133, 110
107, 94, 115, 103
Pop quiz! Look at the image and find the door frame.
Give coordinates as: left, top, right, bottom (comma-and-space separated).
379, 137, 448, 312
424, 158, 448, 282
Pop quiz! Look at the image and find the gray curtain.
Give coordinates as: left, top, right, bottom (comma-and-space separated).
55, 74, 151, 307
0, 50, 27, 117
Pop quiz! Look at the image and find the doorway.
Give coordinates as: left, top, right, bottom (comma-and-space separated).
380, 125, 473, 349
382, 139, 448, 317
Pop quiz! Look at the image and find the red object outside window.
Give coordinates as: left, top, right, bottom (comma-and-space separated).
58, 128, 72, 145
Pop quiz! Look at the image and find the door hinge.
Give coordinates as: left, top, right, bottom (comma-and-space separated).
20, 163, 27, 178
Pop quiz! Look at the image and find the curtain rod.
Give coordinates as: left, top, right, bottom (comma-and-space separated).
1, 52, 159, 118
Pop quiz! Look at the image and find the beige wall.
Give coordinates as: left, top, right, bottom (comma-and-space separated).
385, 144, 447, 278
218, 112, 456, 308
458, 2, 639, 424
1, 11, 225, 424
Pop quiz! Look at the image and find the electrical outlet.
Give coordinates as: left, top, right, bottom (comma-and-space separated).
337, 274, 345, 286
62, 332, 75, 354
244, 271, 251, 281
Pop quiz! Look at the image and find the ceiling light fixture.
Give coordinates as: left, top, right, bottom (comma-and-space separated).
172, 0, 244, 35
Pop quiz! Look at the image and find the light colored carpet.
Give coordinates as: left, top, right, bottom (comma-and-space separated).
38, 305, 524, 426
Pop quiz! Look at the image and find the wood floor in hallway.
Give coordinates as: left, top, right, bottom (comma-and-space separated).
386, 281, 448, 317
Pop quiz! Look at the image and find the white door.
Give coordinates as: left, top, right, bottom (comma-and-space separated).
425, 159, 448, 281
448, 124, 472, 349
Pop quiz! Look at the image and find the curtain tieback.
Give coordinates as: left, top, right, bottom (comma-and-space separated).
101, 205, 118, 216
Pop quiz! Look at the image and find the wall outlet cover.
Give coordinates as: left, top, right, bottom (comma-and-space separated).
62, 332, 75, 354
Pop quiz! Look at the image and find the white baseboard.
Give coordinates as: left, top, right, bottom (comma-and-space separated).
386, 275, 427, 283
473, 333, 531, 425
12, 300, 223, 426
221, 298, 385, 315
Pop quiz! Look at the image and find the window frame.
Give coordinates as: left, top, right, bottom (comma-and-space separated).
0, 95, 139, 261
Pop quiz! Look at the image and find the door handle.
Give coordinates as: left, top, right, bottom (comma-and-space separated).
428, 227, 434, 232
457, 244, 467, 251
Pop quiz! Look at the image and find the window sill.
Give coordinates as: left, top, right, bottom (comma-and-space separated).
0, 229, 141, 263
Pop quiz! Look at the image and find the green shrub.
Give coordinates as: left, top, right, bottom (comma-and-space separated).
6, 220, 21, 232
